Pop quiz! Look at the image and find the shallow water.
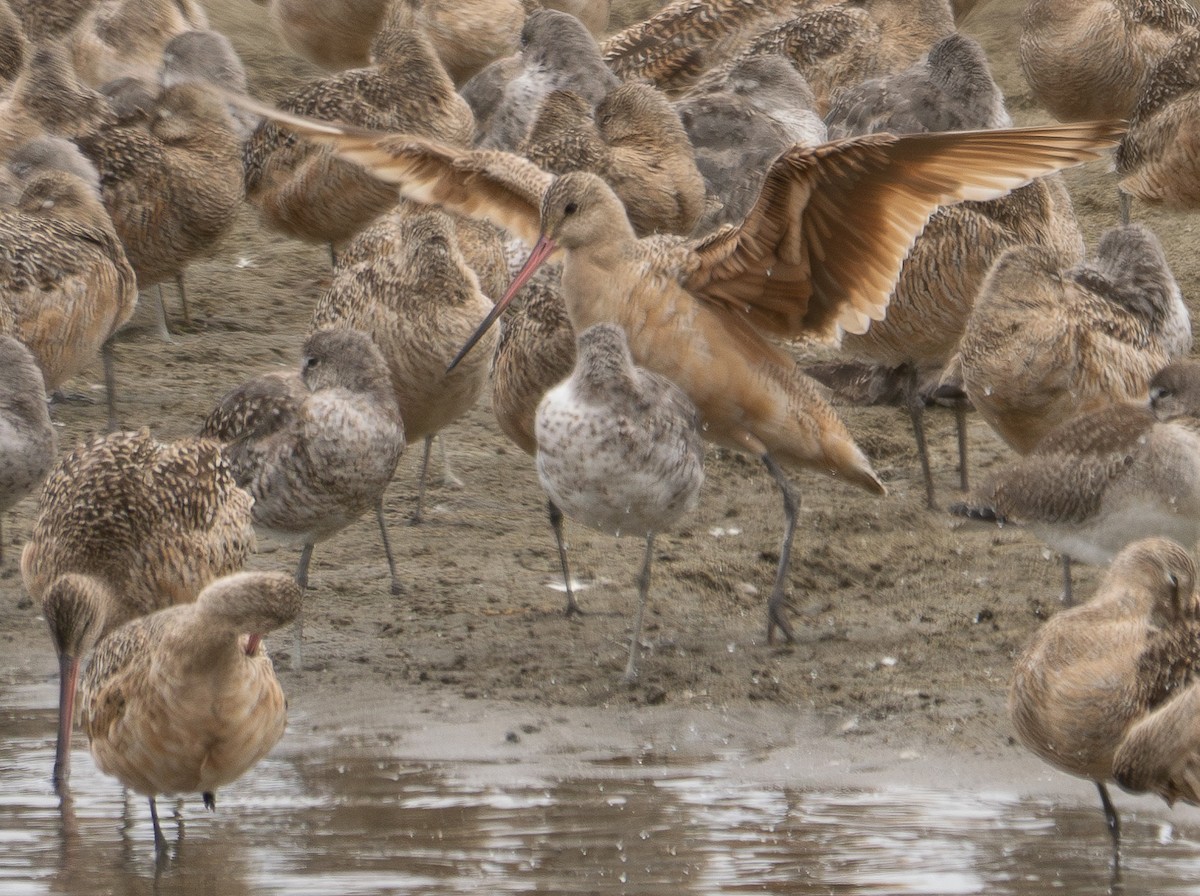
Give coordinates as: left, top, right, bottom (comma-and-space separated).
4, 684, 1200, 896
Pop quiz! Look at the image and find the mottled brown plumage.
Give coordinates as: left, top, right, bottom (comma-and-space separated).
953, 223, 1190, 456
243, 0, 474, 248
310, 209, 496, 521
0, 42, 115, 155
1020, 0, 1198, 122
0, 0, 26, 85
78, 571, 300, 849
8, 0, 95, 40
75, 81, 243, 317
603, 0, 955, 98
1010, 537, 1200, 844
0, 335, 55, 563
521, 82, 706, 236
68, 0, 209, 87
23, 428, 256, 790
1116, 29, 1200, 211
239, 99, 1122, 641
954, 402, 1200, 580
0, 155, 137, 421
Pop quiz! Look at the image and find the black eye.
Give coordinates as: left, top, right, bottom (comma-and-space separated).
563, 201, 578, 216
304, 356, 319, 370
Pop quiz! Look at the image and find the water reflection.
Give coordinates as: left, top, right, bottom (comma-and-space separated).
4, 685, 1200, 895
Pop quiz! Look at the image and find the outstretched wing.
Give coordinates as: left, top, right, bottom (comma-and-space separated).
687, 123, 1125, 341
230, 97, 551, 246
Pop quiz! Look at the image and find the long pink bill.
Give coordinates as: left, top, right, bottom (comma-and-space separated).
53, 652, 79, 792
445, 233, 559, 374
245, 633, 262, 656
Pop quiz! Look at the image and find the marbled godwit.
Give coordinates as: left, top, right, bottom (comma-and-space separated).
243, 0, 473, 252
263, 0, 524, 83
462, 8, 618, 152
521, 82, 706, 237
309, 208, 496, 524
1009, 537, 1200, 845
75, 80, 242, 332
490, 262, 580, 612
0, 0, 26, 86
544, 0, 610, 34
952, 223, 1189, 457
951, 399, 1200, 604
0, 139, 137, 427
1019, 0, 1198, 122
0, 43, 115, 155
7, 0, 95, 40
729, 5, 888, 117
536, 323, 704, 680
820, 32, 1017, 506
23, 428, 255, 789
0, 335, 55, 563
160, 30, 257, 140
603, 0, 955, 98
70, 570, 301, 850
838, 175, 1083, 506
673, 53, 825, 232
264, 0, 388, 71
1116, 30, 1200, 219
825, 33, 1011, 140
239, 104, 1126, 640
68, 0, 209, 88
201, 328, 405, 667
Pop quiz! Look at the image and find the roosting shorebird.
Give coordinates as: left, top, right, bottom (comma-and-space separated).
232, 96, 1122, 642
1010, 537, 1200, 850
67, 570, 301, 851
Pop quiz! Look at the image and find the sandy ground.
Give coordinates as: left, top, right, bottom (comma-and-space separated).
4, 0, 1200, 806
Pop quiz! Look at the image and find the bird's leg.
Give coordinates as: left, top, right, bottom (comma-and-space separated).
155, 284, 175, 343
437, 433, 464, 489
548, 499, 581, 616
175, 272, 192, 327
203, 792, 215, 812
902, 364, 938, 509
328, 243, 338, 268
411, 435, 434, 525
149, 797, 166, 852
955, 402, 970, 492
624, 532, 656, 683
1061, 555, 1074, 607
293, 543, 314, 671
1097, 781, 1121, 850
762, 453, 799, 645
1119, 190, 1131, 227
102, 338, 119, 433
376, 499, 404, 596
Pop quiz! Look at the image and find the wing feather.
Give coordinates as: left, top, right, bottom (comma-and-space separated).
230, 96, 550, 245
688, 123, 1125, 341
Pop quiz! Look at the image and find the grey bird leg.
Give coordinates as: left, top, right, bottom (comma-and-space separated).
1062, 555, 1074, 607
175, 272, 192, 327
293, 543, 314, 671
411, 435, 434, 525
149, 797, 166, 851
102, 338, 119, 432
376, 499, 404, 595
548, 499, 581, 616
623, 532, 656, 683
155, 284, 175, 343
762, 453, 799, 645
955, 402, 970, 492
904, 363, 937, 509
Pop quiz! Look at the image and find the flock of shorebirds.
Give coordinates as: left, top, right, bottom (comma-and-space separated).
4, 0, 1200, 861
